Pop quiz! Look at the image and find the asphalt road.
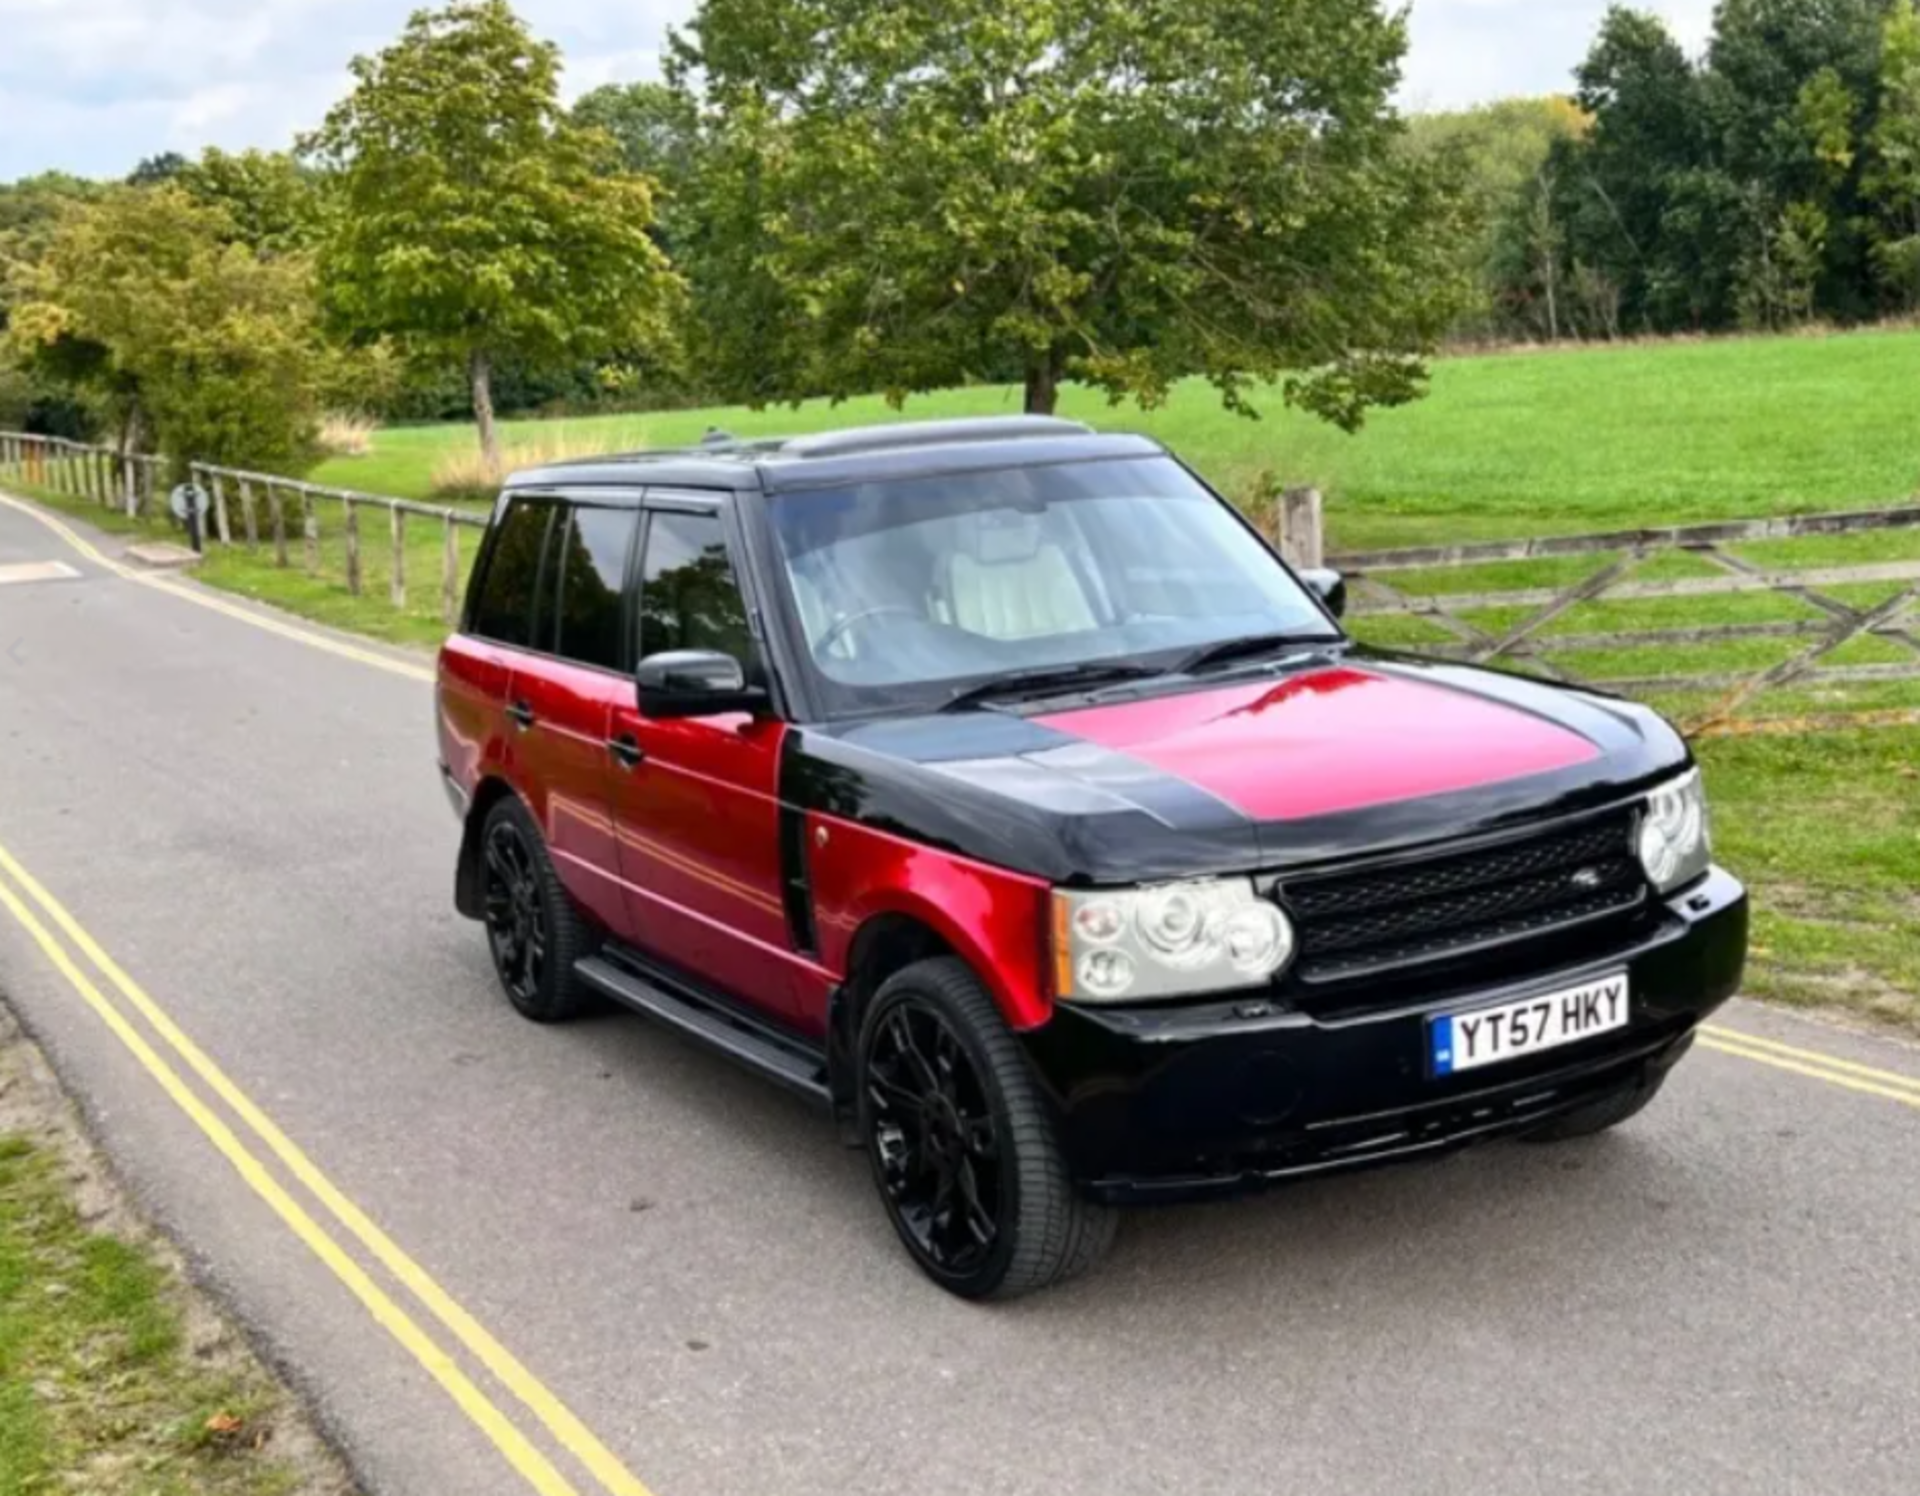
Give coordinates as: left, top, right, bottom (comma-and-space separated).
1, 490, 1917, 1496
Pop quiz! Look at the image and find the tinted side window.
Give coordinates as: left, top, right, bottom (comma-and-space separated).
469, 499, 553, 647
552, 506, 639, 671
638, 511, 752, 663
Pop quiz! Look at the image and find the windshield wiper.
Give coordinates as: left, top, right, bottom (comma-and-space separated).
1173, 630, 1344, 677
937, 662, 1165, 714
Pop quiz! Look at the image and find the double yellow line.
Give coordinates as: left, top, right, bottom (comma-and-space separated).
1700, 1024, 1920, 1111
0, 837, 654, 1496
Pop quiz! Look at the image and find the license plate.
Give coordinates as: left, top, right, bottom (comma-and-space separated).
1430, 974, 1629, 1076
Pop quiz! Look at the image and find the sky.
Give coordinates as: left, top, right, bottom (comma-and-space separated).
0, 0, 1722, 184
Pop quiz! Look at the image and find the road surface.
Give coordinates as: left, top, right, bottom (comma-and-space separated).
1, 490, 1916, 1496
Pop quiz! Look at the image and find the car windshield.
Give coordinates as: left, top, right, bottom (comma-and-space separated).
766, 455, 1339, 715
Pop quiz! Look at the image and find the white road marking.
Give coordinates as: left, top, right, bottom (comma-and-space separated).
0, 560, 81, 585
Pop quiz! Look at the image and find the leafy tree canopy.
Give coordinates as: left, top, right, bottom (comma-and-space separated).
302, 0, 681, 464
177, 148, 323, 254
6, 187, 323, 475
671, 0, 1470, 428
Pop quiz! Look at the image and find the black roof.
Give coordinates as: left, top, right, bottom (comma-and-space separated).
502, 416, 1166, 495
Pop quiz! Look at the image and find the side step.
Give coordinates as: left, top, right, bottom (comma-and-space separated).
574, 954, 832, 1107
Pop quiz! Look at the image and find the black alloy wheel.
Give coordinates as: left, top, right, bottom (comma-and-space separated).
484, 819, 546, 1007
479, 797, 592, 1022
857, 957, 1116, 1300
867, 999, 1006, 1277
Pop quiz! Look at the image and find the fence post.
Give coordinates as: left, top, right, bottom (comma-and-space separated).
211, 471, 232, 545
96, 448, 111, 507
343, 496, 362, 596
442, 515, 460, 626
269, 485, 288, 567
390, 506, 407, 610
1275, 487, 1325, 571
139, 457, 156, 517
303, 490, 320, 575
239, 478, 259, 549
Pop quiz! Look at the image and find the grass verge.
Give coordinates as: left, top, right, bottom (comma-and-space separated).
0, 1015, 349, 1496
1696, 728, 1920, 1032
2, 481, 463, 653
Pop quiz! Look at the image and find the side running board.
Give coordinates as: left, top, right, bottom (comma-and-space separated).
574, 953, 832, 1107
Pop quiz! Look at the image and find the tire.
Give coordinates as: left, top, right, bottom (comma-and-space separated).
856, 957, 1117, 1300
478, 796, 594, 1023
1521, 1073, 1667, 1143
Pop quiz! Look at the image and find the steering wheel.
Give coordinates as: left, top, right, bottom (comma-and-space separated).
816, 605, 925, 657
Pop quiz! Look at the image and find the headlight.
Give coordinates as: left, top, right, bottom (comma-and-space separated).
1637, 768, 1711, 893
1052, 879, 1294, 1003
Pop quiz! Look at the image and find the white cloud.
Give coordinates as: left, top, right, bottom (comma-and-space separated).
0, 0, 1726, 182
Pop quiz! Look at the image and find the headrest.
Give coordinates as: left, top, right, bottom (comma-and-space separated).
957, 508, 1045, 566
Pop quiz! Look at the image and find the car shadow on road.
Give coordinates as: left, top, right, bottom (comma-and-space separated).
544, 984, 1727, 1329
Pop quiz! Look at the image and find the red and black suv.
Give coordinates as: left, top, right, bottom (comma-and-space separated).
437, 417, 1748, 1299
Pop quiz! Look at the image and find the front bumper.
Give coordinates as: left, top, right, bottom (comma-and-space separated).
1019, 866, 1748, 1204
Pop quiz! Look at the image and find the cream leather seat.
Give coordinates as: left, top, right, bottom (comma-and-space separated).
941, 513, 1097, 640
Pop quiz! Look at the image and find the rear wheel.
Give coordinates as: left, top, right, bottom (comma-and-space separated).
857, 957, 1116, 1300
480, 797, 592, 1023
1521, 1073, 1667, 1143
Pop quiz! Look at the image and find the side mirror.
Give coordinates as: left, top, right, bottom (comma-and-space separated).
1301, 568, 1348, 621
636, 650, 768, 719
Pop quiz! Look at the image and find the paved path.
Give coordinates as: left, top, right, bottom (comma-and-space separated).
1, 490, 1916, 1496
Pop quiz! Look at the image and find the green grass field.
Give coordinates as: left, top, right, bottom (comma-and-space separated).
313, 326, 1920, 552
0, 1134, 303, 1496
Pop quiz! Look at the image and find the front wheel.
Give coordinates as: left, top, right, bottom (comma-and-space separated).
857, 958, 1116, 1300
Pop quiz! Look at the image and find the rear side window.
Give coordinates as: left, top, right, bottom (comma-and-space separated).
469, 499, 552, 647
551, 505, 639, 671
638, 510, 753, 662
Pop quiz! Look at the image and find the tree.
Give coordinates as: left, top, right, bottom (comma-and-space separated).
1561, 7, 1714, 331
569, 82, 696, 188
1403, 96, 1590, 339
671, 0, 1469, 428
177, 148, 323, 254
302, 0, 679, 466
127, 152, 188, 186
6, 187, 324, 475
1866, 0, 1920, 307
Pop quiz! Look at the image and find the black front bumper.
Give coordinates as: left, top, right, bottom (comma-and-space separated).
1019, 867, 1748, 1204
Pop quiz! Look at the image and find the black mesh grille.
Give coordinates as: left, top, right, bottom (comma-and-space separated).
1283, 810, 1646, 986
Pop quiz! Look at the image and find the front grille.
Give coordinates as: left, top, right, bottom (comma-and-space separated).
1282, 809, 1647, 988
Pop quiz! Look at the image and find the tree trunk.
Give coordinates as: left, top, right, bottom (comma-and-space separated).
470, 349, 501, 470
1023, 356, 1060, 416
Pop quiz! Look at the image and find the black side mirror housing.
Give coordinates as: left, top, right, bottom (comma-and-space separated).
636, 650, 768, 719
1301, 568, 1348, 621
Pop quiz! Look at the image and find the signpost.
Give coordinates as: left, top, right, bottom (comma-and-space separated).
169, 481, 211, 554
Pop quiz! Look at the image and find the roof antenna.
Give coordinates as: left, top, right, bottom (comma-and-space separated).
699, 427, 735, 447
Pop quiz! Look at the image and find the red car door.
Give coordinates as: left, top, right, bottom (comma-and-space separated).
607, 497, 808, 1028
504, 497, 644, 942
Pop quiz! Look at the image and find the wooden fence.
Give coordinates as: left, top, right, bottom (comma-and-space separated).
6, 429, 1919, 733
0, 432, 487, 626
1330, 504, 1920, 733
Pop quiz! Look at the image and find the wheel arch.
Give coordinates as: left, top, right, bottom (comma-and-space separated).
827, 911, 956, 1118
454, 776, 522, 919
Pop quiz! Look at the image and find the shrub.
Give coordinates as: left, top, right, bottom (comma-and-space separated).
427, 429, 639, 504
317, 411, 379, 458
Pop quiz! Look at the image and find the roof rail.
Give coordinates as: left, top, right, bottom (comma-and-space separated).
780, 416, 1094, 460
